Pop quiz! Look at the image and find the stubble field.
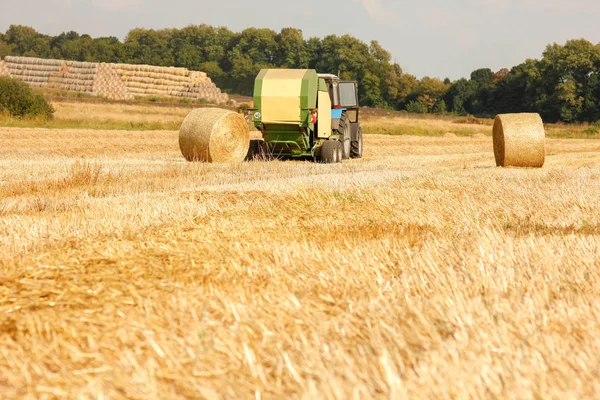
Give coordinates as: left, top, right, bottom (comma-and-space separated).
1, 101, 600, 399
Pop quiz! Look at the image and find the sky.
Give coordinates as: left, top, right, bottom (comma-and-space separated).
1, 0, 600, 79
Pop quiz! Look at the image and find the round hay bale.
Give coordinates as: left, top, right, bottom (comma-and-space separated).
493, 113, 545, 168
179, 108, 250, 163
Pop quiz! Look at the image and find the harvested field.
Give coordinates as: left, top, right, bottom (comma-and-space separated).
1, 112, 600, 398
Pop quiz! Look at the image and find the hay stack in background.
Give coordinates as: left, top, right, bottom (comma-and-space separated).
0, 59, 11, 77
4, 56, 64, 87
493, 113, 545, 168
179, 108, 249, 163
114, 63, 190, 98
92, 63, 134, 101
47, 60, 97, 93
0, 56, 228, 103
112, 63, 228, 103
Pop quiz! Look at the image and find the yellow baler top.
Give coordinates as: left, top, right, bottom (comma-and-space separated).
254, 69, 318, 125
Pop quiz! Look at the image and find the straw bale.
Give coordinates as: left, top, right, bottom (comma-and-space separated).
7, 56, 64, 67
493, 113, 545, 168
20, 76, 48, 83
0, 60, 10, 77
179, 108, 250, 163
218, 93, 230, 104
88, 61, 227, 101
68, 66, 98, 74
123, 71, 189, 82
66, 61, 97, 69
7, 63, 61, 73
92, 63, 134, 101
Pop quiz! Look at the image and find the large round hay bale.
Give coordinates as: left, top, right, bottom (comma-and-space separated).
179, 108, 250, 163
493, 113, 545, 168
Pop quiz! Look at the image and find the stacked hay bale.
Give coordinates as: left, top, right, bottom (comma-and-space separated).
189, 71, 211, 83
92, 63, 134, 101
217, 93, 229, 103
114, 63, 190, 98
4, 56, 64, 87
47, 61, 97, 93
186, 79, 229, 104
183, 81, 224, 102
0, 58, 11, 77
0, 56, 228, 103
112, 63, 229, 104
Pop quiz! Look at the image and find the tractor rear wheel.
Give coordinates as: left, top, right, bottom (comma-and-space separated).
337, 113, 351, 160
320, 140, 341, 163
350, 126, 363, 159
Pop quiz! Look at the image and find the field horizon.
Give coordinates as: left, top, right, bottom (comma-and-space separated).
2, 98, 600, 141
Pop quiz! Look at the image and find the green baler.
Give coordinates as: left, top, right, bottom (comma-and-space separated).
247, 69, 362, 163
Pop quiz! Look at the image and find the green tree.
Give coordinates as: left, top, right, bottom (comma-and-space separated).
0, 32, 12, 57
405, 77, 449, 113
276, 28, 309, 68
230, 28, 278, 66
318, 34, 370, 79
88, 37, 125, 63
470, 68, 494, 88
306, 37, 323, 70
125, 28, 174, 66
538, 39, 600, 122
0, 76, 54, 119
171, 38, 202, 70
405, 97, 430, 113
444, 78, 475, 114
199, 61, 227, 89
229, 56, 264, 95
468, 68, 495, 114
170, 25, 234, 70
369, 40, 391, 64
4, 25, 41, 55
433, 99, 447, 114
361, 72, 382, 106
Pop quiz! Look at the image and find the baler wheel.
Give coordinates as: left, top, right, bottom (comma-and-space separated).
245, 139, 266, 161
335, 140, 343, 162
320, 140, 341, 164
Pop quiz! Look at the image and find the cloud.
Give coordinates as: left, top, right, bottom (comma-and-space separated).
353, 0, 397, 24
92, 0, 144, 11
467, 0, 600, 12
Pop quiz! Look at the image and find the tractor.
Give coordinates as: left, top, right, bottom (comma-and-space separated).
245, 69, 362, 163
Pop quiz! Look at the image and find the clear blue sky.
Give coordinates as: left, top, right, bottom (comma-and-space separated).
1, 0, 600, 79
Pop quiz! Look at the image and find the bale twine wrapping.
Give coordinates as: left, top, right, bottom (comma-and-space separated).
493, 113, 545, 168
179, 108, 249, 163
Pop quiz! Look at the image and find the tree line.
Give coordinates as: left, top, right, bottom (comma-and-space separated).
1, 24, 599, 122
